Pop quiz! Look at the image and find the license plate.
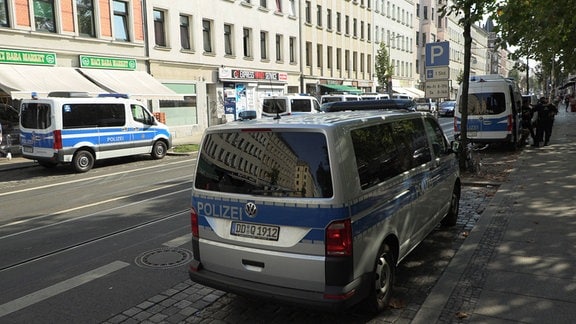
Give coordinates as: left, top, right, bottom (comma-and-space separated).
231, 221, 280, 241
468, 131, 477, 137
23, 146, 33, 153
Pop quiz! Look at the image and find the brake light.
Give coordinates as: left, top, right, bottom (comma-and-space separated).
507, 114, 513, 132
326, 219, 352, 256
53, 130, 62, 150
191, 207, 199, 238
454, 117, 458, 132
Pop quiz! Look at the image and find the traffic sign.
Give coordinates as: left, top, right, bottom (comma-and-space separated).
425, 80, 450, 98
425, 42, 450, 67
425, 66, 450, 80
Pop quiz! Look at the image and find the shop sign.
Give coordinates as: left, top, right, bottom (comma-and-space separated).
80, 55, 136, 70
219, 67, 287, 82
0, 48, 56, 65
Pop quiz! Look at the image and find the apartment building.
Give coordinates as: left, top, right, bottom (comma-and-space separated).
0, 0, 179, 107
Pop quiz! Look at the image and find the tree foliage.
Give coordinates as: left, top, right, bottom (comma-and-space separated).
375, 42, 394, 94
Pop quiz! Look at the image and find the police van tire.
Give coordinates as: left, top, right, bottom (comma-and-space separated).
363, 244, 395, 314
72, 150, 94, 173
441, 185, 460, 227
151, 141, 167, 159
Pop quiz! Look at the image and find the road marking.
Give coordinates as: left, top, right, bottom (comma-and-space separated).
163, 234, 191, 247
0, 158, 195, 198
0, 261, 129, 317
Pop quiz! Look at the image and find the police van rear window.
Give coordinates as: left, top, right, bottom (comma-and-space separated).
195, 131, 333, 198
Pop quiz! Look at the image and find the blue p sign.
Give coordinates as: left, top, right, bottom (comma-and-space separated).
425, 41, 450, 67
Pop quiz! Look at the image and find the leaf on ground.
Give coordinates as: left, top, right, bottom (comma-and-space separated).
456, 311, 470, 319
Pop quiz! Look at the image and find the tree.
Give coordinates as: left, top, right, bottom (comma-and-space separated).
439, 0, 498, 170
375, 42, 394, 95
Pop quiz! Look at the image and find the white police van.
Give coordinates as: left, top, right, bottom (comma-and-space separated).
188, 109, 460, 312
19, 92, 171, 172
455, 75, 523, 147
261, 94, 320, 118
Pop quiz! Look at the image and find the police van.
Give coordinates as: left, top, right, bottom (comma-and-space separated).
320, 93, 361, 104
455, 75, 523, 147
19, 92, 171, 172
188, 109, 460, 312
261, 94, 320, 118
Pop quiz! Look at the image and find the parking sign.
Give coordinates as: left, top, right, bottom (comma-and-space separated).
425, 42, 450, 67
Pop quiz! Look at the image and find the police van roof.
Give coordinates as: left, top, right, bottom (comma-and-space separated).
321, 99, 416, 112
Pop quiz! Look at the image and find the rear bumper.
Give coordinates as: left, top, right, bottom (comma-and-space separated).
188, 260, 370, 311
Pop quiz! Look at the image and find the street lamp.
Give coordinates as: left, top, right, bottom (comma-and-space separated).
387, 33, 402, 96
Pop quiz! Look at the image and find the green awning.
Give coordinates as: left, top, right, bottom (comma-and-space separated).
320, 84, 362, 94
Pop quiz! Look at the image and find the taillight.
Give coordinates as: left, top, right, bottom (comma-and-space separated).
326, 219, 352, 256
191, 207, 199, 238
453, 117, 459, 132
53, 130, 62, 150
507, 114, 513, 132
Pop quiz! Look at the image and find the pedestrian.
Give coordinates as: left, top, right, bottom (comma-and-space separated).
564, 94, 571, 112
0, 122, 12, 160
520, 98, 534, 145
532, 97, 558, 147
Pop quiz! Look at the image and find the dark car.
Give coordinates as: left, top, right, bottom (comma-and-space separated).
438, 100, 456, 117
0, 104, 20, 154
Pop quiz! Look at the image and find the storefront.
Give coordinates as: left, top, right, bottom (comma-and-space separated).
218, 67, 297, 120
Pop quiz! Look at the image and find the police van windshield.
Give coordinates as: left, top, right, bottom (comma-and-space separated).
460, 93, 506, 115
262, 99, 286, 114
195, 131, 333, 198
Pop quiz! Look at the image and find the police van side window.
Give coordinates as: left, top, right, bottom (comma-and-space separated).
131, 105, 154, 125
263, 99, 286, 114
423, 117, 449, 157
21, 103, 52, 129
352, 118, 431, 190
291, 99, 311, 112
62, 104, 125, 128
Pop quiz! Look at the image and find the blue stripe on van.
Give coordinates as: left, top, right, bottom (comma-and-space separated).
455, 115, 510, 132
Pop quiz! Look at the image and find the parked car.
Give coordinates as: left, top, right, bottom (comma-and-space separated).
415, 98, 437, 113
438, 100, 456, 117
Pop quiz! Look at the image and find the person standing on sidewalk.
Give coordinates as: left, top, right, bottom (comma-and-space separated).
0, 122, 12, 160
532, 97, 558, 147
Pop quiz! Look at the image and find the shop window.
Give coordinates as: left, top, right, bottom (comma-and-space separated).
33, 0, 56, 33
77, 0, 95, 37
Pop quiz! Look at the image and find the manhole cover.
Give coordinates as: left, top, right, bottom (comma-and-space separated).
135, 247, 193, 269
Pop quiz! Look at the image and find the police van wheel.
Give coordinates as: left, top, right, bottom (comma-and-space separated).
72, 150, 94, 173
364, 245, 395, 314
151, 141, 167, 159
441, 185, 460, 227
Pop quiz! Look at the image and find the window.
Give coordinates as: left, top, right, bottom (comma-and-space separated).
260, 31, 268, 60
180, 15, 191, 50
243, 28, 252, 57
20, 103, 51, 129
305, 1, 311, 23
33, 0, 56, 33
275, 0, 282, 12
424, 6, 428, 19
202, 19, 213, 53
62, 104, 126, 128
288, 0, 295, 16
336, 12, 341, 32
0, 0, 9, 27
345, 15, 349, 35
316, 5, 322, 27
275, 34, 282, 61
153, 9, 166, 47
224, 24, 233, 55
305, 41, 312, 66
113, 0, 129, 41
326, 9, 332, 30
76, 0, 95, 37
327, 46, 332, 69
317, 44, 322, 68
353, 18, 357, 37
289, 36, 296, 63
260, 0, 267, 8
336, 48, 341, 69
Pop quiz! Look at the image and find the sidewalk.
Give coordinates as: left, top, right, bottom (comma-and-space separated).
414, 107, 576, 323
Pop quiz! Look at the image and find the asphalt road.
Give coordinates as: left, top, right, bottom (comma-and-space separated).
0, 155, 196, 323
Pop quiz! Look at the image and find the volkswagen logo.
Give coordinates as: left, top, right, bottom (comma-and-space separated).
244, 202, 257, 218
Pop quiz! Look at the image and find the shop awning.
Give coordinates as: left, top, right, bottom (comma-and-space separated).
0, 65, 105, 99
319, 84, 362, 94
403, 87, 425, 98
78, 69, 183, 100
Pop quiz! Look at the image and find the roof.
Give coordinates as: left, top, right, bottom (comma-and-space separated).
321, 99, 417, 112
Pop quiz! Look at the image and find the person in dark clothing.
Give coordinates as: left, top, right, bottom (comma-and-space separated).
520, 99, 534, 145
532, 97, 558, 147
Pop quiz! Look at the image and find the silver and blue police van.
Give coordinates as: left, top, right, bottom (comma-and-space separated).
19, 92, 171, 172
188, 108, 460, 313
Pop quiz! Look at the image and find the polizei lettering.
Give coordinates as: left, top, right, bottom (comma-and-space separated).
197, 202, 242, 219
